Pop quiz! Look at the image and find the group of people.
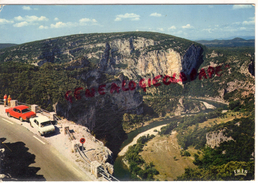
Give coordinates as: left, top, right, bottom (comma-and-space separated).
3, 94, 11, 107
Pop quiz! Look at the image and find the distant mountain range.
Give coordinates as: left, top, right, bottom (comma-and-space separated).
196, 37, 254, 47
0, 43, 18, 50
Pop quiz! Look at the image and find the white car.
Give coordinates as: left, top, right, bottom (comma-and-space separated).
30, 116, 55, 136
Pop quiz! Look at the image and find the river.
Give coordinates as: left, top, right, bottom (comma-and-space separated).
113, 99, 227, 180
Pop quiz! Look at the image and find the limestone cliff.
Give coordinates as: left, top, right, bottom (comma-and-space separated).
97, 37, 203, 81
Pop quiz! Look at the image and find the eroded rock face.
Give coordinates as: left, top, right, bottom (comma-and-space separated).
93, 37, 203, 81
136, 49, 182, 77
206, 130, 234, 148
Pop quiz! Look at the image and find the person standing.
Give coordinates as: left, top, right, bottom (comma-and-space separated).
3, 94, 7, 107
7, 95, 11, 107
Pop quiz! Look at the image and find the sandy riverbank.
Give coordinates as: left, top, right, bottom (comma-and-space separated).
201, 101, 216, 109
118, 124, 167, 157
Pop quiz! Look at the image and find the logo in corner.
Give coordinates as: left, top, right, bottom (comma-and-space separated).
234, 169, 248, 176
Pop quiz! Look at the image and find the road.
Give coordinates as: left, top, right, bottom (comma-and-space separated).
0, 116, 93, 181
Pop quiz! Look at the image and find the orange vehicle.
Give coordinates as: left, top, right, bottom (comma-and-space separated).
5, 105, 36, 122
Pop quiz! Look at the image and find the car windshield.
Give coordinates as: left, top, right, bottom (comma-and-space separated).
21, 109, 30, 113
40, 121, 52, 127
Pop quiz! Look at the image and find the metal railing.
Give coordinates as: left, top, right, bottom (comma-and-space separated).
66, 128, 76, 140
16, 100, 62, 122
17, 101, 31, 106
68, 126, 119, 182
76, 145, 119, 181
98, 167, 119, 181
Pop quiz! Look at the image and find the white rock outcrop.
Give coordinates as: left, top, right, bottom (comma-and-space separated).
206, 130, 234, 148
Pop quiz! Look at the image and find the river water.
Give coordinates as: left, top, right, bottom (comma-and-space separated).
113, 99, 227, 180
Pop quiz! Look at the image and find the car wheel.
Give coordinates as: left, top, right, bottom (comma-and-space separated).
19, 117, 23, 122
7, 113, 10, 117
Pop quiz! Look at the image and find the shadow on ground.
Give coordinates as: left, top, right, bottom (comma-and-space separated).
0, 137, 46, 181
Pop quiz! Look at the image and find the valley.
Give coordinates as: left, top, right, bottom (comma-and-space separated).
0, 31, 254, 181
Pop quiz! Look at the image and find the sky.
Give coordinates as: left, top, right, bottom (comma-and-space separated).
0, 4, 255, 44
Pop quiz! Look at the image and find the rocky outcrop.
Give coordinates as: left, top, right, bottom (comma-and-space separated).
174, 97, 207, 116
206, 50, 223, 58
65, 56, 90, 70
174, 97, 185, 116
206, 130, 234, 148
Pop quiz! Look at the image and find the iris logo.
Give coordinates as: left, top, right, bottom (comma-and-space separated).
234, 169, 248, 176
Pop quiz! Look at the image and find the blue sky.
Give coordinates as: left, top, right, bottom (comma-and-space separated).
0, 4, 255, 44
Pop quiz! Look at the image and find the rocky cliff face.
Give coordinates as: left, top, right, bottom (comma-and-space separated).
98, 38, 203, 81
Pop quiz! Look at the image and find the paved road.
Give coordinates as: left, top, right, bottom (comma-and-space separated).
0, 116, 93, 181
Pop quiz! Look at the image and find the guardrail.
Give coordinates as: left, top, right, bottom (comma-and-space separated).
37, 106, 62, 121
65, 127, 76, 140
75, 145, 119, 181
67, 126, 119, 181
98, 167, 119, 181
17, 101, 31, 107
0, 98, 62, 122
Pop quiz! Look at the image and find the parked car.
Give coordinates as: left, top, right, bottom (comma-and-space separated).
29, 116, 55, 136
5, 105, 36, 121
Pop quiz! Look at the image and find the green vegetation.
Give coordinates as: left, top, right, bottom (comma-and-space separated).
225, 93, 254, 112
176, 105, 254, 180
0, 61, 96, 111
180, 150, 191, 157
124, 135, 159, 180
158, 120, 177, 136
177, 161, 254, 180
183, 47, 254, 99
